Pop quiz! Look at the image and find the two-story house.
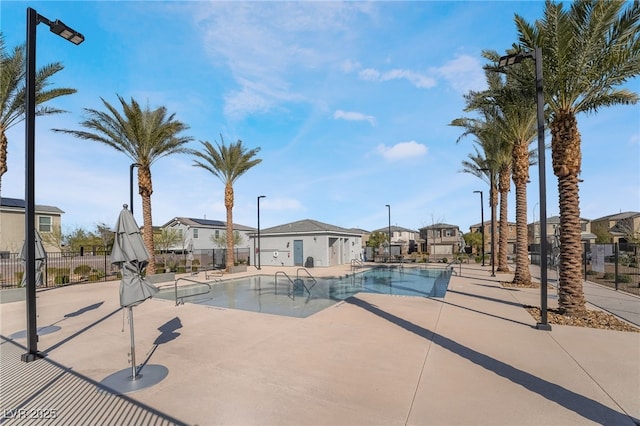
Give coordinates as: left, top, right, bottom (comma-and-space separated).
469, 220, 517, 256
420, 223, 464, 259
590, 212, 640, 244
370, 225, 422, 256
0, 197, 64, 255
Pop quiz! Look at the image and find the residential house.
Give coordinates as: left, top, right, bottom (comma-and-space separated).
590, 212, 640, 244
420, 223, 464, 259
249, 219, 362, 268
370, 225, 422, 256
0, 197, 64, 254
528, 216, 597, 247
160, 217, 256, 253
469, 220, 517, 256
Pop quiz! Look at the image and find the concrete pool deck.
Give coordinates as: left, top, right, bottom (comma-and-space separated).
1, 263, 638, 425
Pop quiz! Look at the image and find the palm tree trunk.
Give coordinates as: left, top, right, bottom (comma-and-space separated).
497, 168, 510, 272
139, 167, 156, 275
0, 129, 7, 197
225, 183, 235, 271
511, 141, 532, 285
551, 111, 586, 316
490, 180, 498, 270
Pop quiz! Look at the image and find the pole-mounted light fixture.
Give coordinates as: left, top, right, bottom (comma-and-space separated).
129, 163, 141, 215
23, 7, 84, 363
385, 204, 391, 262
498, 48, 551, 331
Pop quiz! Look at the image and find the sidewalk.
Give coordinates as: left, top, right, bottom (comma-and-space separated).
529, 263, 640, 326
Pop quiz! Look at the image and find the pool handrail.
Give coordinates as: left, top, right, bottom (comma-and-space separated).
445, 259, 462, 276
274, 271, 296, 299
174, 277, 212, 306
351, 258, 363, 270
296, 268, 317, 293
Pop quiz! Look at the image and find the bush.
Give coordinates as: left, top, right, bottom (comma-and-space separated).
176, 266, 186, 273
74, 264, 92, 275
441, 257, 448, 264
192, 259, 200, 266
617, 274, 632, 284
15, 271, 24, 283
603, 272, 615, 280
586, 270, 598, 275
54, 275, 70, 285
88, 274, 100, 282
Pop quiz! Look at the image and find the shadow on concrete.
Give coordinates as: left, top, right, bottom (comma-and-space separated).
0, 336, 189, 425
345, 296, 633, 425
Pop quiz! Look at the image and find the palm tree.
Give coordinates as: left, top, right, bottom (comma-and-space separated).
452, 102, 511, 274
54, 95, 193, 274
468, 51, 539, 284
191, 137, 262, 272
0, 34, 76, 196
515, 0, 640, 315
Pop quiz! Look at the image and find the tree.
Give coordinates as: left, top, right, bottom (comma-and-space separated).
366, 231, 388, 249
0, 34, 77, 196
468, 51, 539, 284
210, 231, 244, 248
191, 136, 262, 272
452, 112, 508, 273
463, 232, 483, 257
54, 95, 193, 274
95, 222, 114, 253
40, 224, 66, 252
154, 228, 183, 269
515, 0, 640, 315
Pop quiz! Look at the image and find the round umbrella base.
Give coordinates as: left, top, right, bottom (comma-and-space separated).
100, 364, 168, 395
9, 325, 61, 339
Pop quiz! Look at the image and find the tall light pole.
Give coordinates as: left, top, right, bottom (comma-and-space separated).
489, 170, 496, 277
257, 195, 266, 269
23, 7, 84, 362
473, 190, 485, 266
129, 163, 140, 214
499, 47, 551, 330
385, 204, 391, 261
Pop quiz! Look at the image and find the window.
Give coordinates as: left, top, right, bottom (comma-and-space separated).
193, 229, 199, 239
38, 216, 52, 232
215, 230, 219, 238
444, 229, 453, 237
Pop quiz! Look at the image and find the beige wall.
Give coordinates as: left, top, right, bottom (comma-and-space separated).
0, 210, 62, 253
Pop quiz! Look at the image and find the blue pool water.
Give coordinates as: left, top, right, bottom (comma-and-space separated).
156, 267, 451, 318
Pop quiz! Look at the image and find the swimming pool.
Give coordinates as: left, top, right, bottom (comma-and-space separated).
156, 266, 451, 318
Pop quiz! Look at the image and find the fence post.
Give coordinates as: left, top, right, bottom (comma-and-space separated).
614, 242, 619, 291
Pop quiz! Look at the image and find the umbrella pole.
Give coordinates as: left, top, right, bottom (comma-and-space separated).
128, 306, 138, 380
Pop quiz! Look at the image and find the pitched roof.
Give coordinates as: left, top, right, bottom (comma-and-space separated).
0, 197, 64, 214
371, 225, 419, 233
261, 219, 360, 235
162, 217, 255, 231
592, 211, 640, 222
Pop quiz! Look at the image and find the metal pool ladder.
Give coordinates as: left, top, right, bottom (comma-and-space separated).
173, 277, 213, 306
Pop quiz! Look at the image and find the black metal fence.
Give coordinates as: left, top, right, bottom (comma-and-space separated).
530, 242, 639, 296
0, 247, 251, 289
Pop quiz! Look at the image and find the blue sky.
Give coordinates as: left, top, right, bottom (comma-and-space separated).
1, 1, 638, 235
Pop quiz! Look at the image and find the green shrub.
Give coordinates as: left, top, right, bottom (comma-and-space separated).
74, 264, 92, 275
15, 271, 24, 283
192, 259, 200, 266
192, 266, 199, 272
586, 270, 598, 275
617, 274, 632, 284
176, 266, 186, 273
88, 274, 100, 282
603, 272, 615, 280
441, 257, 448, 264
54, 275, 70, 285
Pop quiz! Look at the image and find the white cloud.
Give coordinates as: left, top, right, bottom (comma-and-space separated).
358, 68, 436, 89
376, 141, 428, 161
334, 110, 376, 126
339, 59, 362, 73
629, 133, 639, 146
432, 54, 486, 94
